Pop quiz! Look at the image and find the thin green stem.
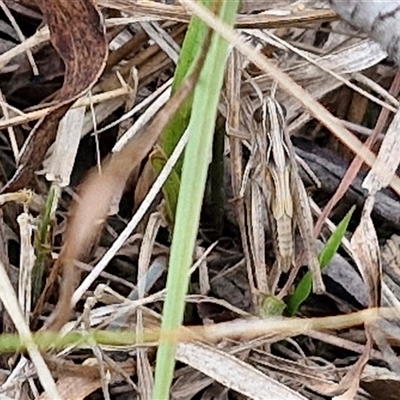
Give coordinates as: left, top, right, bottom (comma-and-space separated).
32, 183, 59, 305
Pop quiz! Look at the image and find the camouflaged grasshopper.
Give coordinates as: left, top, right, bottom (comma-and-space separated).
243, 88, 325, 296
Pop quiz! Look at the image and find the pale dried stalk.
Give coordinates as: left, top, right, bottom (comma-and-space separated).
0, 86, 130, 130
226, 50, 258, 305
0, 0, 38, 75
17, 213, 35, 321
363, 107, 400, 193
0, 26, 49, 71
136, 213, 162, 399
99, 0, 337, 29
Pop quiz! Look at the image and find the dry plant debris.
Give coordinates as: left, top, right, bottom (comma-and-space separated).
1, 0, 400, 399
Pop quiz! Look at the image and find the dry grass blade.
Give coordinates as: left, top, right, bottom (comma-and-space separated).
343, 82, 400, 393
363, 106, 400, 193
337, 197, 379, 398
136, 212, 163, 398
71, 126, 186, 307
38, 377, 102, 400
0, 0, 38, 74
17, 213, 35, 321
176, 342, 308, 400
38, 358, 136, 400
340, 165, 383, 399
0, 86, 130, 130
0, 26, 49, 70
226, 50, 258, 304
332, 342, 372, 400
100, 0, 337, 29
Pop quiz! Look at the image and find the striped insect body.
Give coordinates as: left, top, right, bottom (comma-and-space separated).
246, 91, 325, 294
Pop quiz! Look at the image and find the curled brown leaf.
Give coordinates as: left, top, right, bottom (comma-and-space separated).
2, 0, 108, 193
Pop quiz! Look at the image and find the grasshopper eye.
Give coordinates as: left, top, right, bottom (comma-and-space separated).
253, 105, 271, 131
253, 106, 263, 124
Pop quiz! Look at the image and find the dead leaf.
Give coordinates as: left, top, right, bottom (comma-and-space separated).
1, 0, 108, 193
331, 196, 382, 399
176, 342, 308, 400
39, 376, 102, 400
329, 0, 400, 66
38, 358, 136, 400
351, 198, 382, 308
363, 107, 400, 193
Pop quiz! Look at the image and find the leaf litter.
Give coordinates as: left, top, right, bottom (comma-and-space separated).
1, 0, 400, 399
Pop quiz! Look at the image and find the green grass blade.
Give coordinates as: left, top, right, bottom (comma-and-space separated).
161, 0, 212, 160
152, 0, 213, 224
285, 205, 355, 316
152, 2, 240, 398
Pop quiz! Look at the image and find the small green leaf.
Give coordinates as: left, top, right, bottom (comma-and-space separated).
285, 205, 355, 316
318, 206, 355, 268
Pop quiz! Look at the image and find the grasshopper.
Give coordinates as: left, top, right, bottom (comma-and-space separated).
242, 88, 325, 296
